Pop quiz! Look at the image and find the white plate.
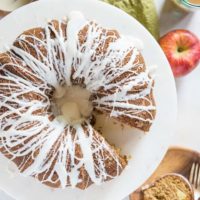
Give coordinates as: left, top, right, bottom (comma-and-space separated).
0, 0, 177, 199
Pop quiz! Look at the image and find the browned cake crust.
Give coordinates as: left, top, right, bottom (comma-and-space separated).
0, 122, 127, 189
12, 20, 156, 132
93, 52, 156, 132
0, 16, 155, 189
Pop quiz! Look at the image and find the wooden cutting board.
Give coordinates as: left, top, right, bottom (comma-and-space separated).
130, 147, 200, 200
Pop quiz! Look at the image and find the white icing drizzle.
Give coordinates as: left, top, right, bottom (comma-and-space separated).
0, 11, 155, 188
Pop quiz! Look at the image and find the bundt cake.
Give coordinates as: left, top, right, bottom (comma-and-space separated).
0, 11, 156, 189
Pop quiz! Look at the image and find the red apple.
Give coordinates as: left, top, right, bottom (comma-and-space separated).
159, 29, 200, 77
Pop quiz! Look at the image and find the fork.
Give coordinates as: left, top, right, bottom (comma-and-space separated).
189, 162, 200, 200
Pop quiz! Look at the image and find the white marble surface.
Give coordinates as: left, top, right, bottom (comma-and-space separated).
0, 0, 200, 200
156, 0, 200, 153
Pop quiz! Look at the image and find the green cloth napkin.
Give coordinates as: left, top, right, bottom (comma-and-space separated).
103, 0, 159, 39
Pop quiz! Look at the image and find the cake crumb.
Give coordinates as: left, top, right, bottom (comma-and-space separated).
127, 155, 132, 160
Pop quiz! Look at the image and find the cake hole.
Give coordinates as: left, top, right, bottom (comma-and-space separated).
52, 86, 93, 125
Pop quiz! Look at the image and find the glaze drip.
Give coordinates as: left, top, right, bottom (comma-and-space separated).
0, 11, 155, 189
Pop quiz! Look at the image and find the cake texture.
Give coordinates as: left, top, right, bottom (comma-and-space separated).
0, 11, 156, 189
